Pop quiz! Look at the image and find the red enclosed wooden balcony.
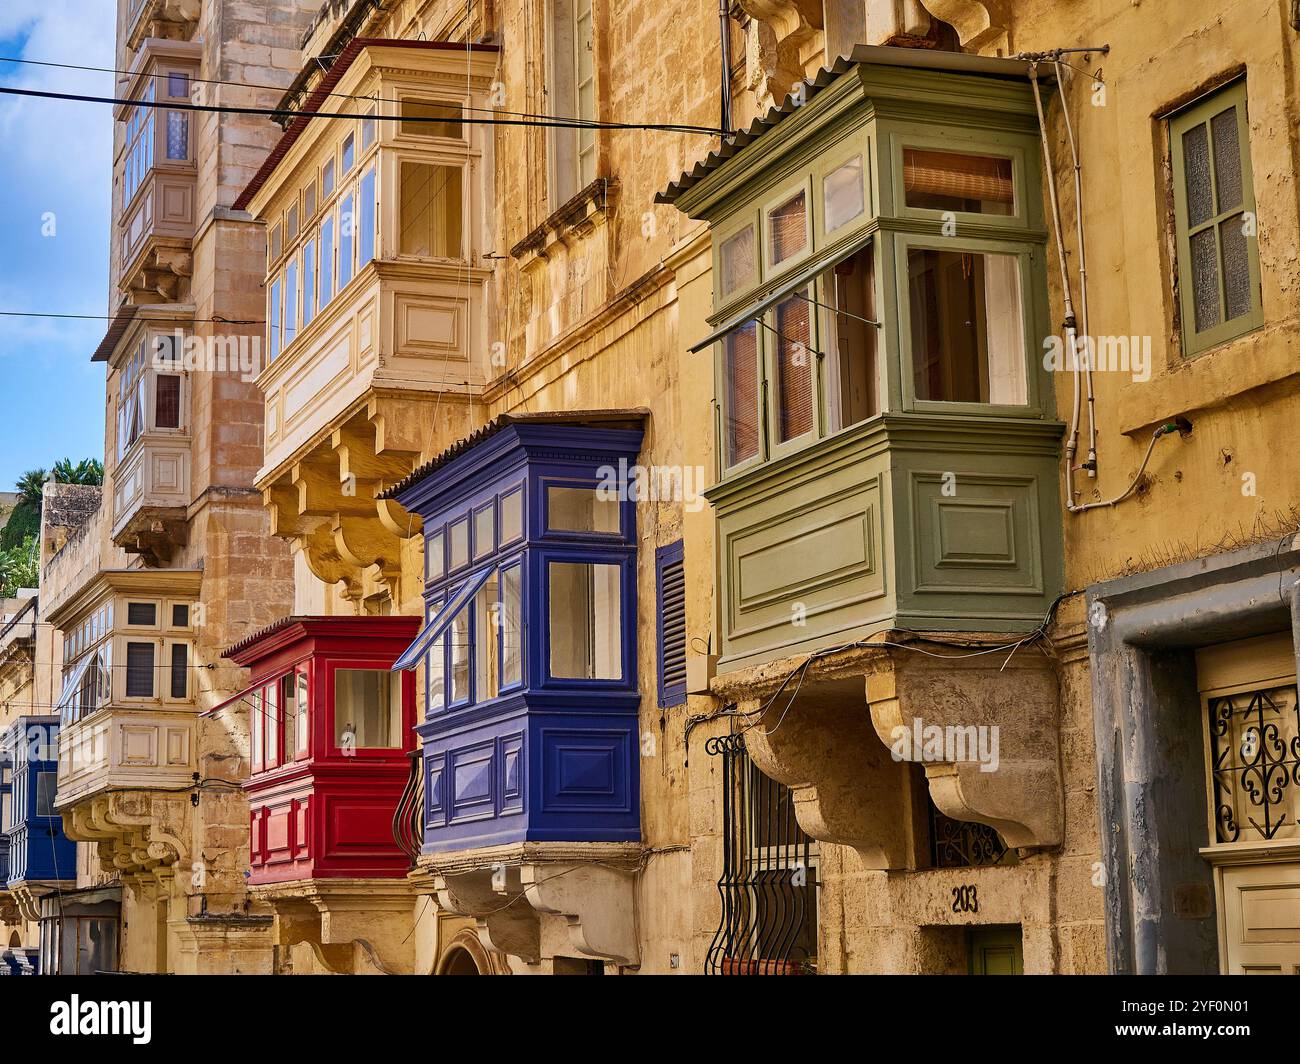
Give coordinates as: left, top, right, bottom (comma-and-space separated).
220, 616, 419, 885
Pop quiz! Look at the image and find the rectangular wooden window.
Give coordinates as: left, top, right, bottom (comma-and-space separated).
719, 225, 756, 298
269, 278, 282, 360
547, 485, 619, 533
125, 642, 154, 698
359, 168, 377, 266
723, 321, 760, 468
126, 602, 156, 626
501, 565, 523, 688
1170, 80, 1262, 355
154, 373, 181, 429
824, 155, 865, 232
318, 217, 335, 310
399, 162, 463, 259
768, 190, 807, 266
656, 541, 686, 707
549, 561, 622, 680
169, 643, 188, 699
772, 290, 813, 442
907, 247, 1025, 405
339, 192, 354, 289
302, 237, 316, 328
401, 98, 464, 138
824, 242, 879, 429
903, 148, 1013, 215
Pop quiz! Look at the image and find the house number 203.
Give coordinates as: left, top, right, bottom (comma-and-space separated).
951, 884, 979, 913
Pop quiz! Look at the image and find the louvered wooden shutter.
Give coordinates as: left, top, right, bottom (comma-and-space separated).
657, 542, 687, 707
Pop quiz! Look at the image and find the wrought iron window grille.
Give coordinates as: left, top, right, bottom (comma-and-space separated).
705, 732, 818, 975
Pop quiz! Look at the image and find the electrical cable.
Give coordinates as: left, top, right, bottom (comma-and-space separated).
0, 84, 724, 136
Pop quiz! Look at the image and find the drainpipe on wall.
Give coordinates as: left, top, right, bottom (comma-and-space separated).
718, 0, 733, 133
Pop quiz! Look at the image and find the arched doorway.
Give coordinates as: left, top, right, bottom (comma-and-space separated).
434, 929, 510, 975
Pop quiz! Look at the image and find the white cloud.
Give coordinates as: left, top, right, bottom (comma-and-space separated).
0, 0, 115, 349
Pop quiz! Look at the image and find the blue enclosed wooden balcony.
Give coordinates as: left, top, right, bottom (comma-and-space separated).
386, 414, 645, 854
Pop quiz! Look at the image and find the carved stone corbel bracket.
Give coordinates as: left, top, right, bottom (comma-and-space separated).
865, 643, 1062, 849
64, 791, 186, 878
738, 0, 824, 105
919, 0, 1010, 52
435, 868, 541, 964
521, 863, 639, 968
741, 685, 914, 869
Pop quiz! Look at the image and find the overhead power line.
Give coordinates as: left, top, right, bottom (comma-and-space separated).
0, 311, 263, 324
0, 83, 725, 136
0, 53, 597, 128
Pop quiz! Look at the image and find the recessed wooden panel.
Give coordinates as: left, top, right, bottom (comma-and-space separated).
909, 471, 1043, 595
397, 296, 466, 357
119, 724, 157, 766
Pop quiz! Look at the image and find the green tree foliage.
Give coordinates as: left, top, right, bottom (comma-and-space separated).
0, 535, 38, 597
0, 458, 105, 551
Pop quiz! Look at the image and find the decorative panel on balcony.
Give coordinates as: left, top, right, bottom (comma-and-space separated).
388, 413, 645, 853
221, 615, 420, 884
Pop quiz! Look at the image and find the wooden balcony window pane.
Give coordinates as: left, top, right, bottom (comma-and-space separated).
318, 217, 335, 310
908, 247, 1026, 405
500, 489, 523, 543
547, 486, 618, 533
773, 291, 813, 442
399, 162, 463, 259
768, 190, 807, 265
450, 607, 470, 703
166, 112, 188, 160
295, 670, 309, 755
321, 160, 335, 199
280, 672, 296, 754
719, 225, 755, 297
339, 192, 354, 289
170, 643, 188, 699
903, 149, 1014, 215
501, 566, 523, 688
426, 599, 446, 713
723, 321, 759, 467
549, 562, 621, 680
449, 518, 469, 570
124, 642, 154, 698
825, 242, 879, 430
823, 156, 865, 232
154, 374, 180, 429
473, 575, 500, 702
401, 98, 463, 138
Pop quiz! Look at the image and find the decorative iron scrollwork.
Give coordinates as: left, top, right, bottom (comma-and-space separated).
705, 732, 817, 975
1208, 686, 1300, 843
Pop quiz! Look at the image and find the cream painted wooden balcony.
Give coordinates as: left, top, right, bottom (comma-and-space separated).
48, 570, 201, 876
56, 708, 195, 810
239, 40, 500, 605
112, 432, 191, 565
114, 39, 200, 304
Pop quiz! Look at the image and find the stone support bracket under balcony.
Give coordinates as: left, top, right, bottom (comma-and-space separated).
261, 397, 475, 604
422, 842, 644, 969
251, 879, 416, 975
715, 635, 1064, 864
62, 790, 188, 879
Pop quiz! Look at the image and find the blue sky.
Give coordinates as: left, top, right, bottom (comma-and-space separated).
0, 2, 116, 491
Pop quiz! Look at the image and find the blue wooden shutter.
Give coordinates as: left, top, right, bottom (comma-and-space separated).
656, 541, 687, 707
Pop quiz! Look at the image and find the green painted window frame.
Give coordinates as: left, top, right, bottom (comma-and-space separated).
892, 232, 1044, 416
1169, 79, 1263, 357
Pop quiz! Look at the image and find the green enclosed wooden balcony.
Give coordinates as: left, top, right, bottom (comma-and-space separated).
661, 46, 1065, 674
